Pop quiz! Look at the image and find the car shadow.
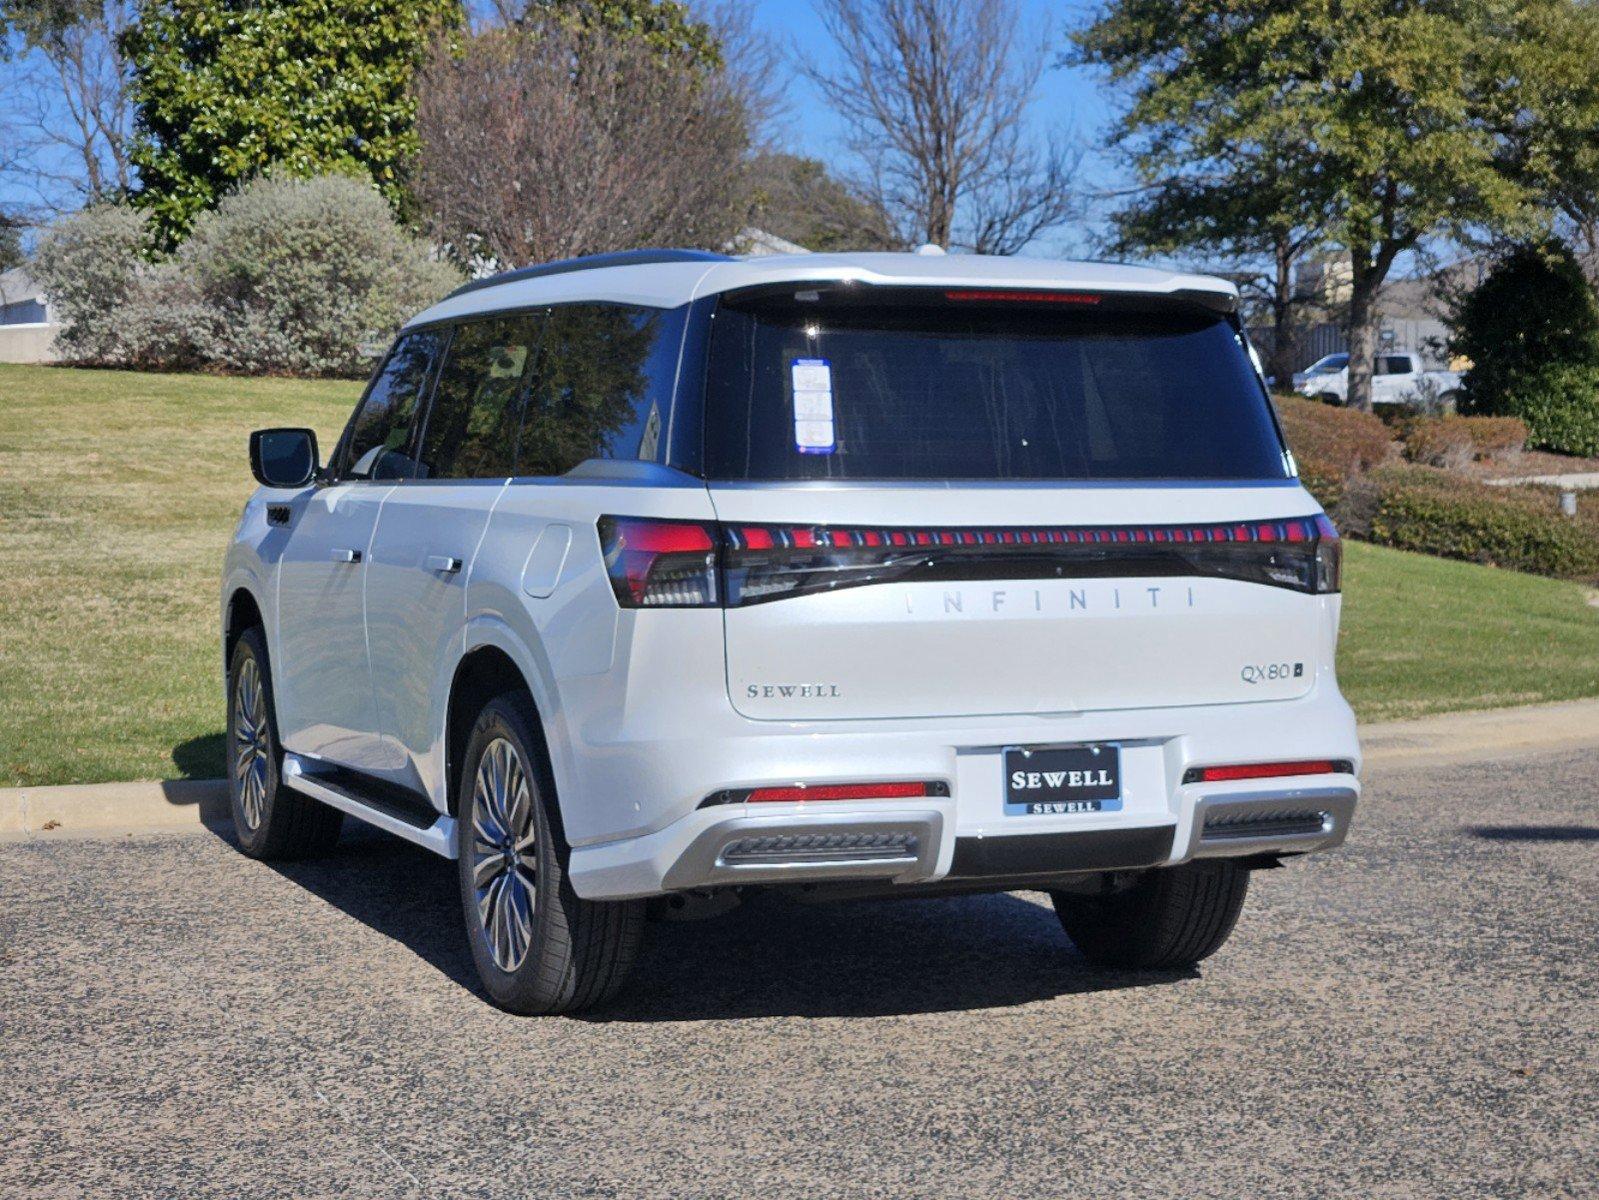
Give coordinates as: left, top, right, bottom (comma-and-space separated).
172, 732, 226, 780
1466, 824, 1599, 843
214, 823, 1195, 1020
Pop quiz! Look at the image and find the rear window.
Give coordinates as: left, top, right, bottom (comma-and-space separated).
701, 291, 1289, 482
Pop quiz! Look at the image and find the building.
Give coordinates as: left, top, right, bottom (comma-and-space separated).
0, 268, 61, 363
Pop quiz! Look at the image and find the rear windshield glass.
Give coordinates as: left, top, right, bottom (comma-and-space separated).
701, 292, 1289, 482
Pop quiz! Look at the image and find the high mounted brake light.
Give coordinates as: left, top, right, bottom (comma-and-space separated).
599, 514, 1342, 608
943, 289, 1102, 305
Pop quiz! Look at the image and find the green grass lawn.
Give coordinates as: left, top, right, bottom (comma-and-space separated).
1337, 540, 1599, 721
2, 364, 1596, 786
0, 364, 359, 787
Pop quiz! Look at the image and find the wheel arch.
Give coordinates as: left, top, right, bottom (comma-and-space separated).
443, 635, 566, 823
224, 586, 266, 670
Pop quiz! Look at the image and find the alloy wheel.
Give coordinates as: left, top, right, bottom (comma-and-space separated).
470, 737, 538, 972
232, 658, 270, 830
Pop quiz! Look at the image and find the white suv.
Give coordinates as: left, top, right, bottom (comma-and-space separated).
223, 250, 1360, 1013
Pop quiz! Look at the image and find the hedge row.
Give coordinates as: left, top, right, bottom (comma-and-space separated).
1400, 415, 1528, 469
1365, 465, 1599, 581
1273, 395, 1393, 509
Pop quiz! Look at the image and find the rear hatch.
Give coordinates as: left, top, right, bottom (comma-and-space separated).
612, 283, 1341, 722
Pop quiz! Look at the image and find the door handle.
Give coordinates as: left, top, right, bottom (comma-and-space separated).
426, 555, 463, 574
331, 548, 362, 564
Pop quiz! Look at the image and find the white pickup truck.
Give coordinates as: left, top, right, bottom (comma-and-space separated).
1295, 351, 1462, 410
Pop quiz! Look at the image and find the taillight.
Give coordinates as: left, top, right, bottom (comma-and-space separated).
722, 515, 1341, 605
1314, 514, 1342, 594
599, 513, 1342, 608
1182, 760, 1352, 784
597, 516, 718, 607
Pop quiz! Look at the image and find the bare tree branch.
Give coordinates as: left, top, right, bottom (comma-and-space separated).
411, 18, 752, 270
0, 0, 132, 213
802, 0, 1074, 253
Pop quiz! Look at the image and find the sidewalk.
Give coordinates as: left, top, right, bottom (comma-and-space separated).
3, 698, 1597, 840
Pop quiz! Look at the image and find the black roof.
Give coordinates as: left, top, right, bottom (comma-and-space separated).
444, 249, 733, 301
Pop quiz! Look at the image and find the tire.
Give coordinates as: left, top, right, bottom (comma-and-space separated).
226, 625, 343, 859
1314, 391, 1342, 406
1050, 860, 1250, 969
455, 692, 646, 1014
1438, 390, 1461, 414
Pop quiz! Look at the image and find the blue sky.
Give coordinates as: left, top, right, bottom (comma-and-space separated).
746, 0, 1128, 257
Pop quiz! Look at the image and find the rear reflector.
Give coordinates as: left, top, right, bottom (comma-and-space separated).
700, 781, 948, 807
748, 781, 932, 803
1182, 760, 1352, 784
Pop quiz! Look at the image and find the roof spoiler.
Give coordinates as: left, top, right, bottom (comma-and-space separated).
446, 249, 733, 301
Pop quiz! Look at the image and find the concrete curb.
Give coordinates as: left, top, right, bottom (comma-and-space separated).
2, 698, 1597, 840
1358, 697, 1599, 768
0, 779, 230, 841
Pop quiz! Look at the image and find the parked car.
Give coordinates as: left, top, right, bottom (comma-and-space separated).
223, 250, 1362, 1013
1291, 352, 1348, 392
1296, 350, 1461, 410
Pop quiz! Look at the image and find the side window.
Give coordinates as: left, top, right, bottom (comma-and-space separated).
517, 302, 686, 476
343, 330, 444, 480
1378, 355, 1413, 376
416, 314, 543, 480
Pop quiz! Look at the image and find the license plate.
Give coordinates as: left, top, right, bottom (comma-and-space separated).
1004, 745, 1122, 815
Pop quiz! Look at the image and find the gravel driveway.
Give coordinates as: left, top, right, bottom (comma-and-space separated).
2, 747, 1595, 1199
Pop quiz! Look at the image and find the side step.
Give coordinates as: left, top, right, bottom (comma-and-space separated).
281, 754, 457, 859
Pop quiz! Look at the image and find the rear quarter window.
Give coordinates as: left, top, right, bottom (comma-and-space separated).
701, 292, 1289, 483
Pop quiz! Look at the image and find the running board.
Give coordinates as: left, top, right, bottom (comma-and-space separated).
281, 754, 457, 859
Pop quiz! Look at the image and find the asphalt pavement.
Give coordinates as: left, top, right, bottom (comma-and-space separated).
2, 746, 1595, 1199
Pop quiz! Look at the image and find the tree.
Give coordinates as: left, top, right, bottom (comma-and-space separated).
1107, 173, 1324, 387
1075, 0, 1585, 410
1451, 240, 1599, 453
1495, 1, 1599, 283
410, 16, 750, 268
0, 0, 133, 210
744, 152, 898, 251
492, 0, 721, 68
803, 0, 1074, 255
122, 0, 461, 246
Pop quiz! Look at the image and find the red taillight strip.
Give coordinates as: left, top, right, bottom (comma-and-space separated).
1183, 760, 1352, 784
723, 516, 1324, 551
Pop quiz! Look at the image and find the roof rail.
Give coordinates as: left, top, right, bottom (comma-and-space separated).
445, 249, 734, 300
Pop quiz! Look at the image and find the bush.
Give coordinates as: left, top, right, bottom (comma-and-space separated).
30, 174, 462, 376
1495, 362, 1599, 458
30, 204, 199, 368
1401, 417, 1475, 470
1273, 394, 1394, 509
1401, 415, 1529, 468
1368, 464, 1599, 581
1453, 240, 1599, 455
180, 174, 463, 375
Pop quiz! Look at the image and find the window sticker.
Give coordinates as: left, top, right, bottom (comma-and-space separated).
791, 357, 835, 454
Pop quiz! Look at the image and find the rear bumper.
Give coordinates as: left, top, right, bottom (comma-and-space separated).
565, 686, 1361, 900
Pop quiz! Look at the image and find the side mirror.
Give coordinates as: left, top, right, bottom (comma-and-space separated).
249, 428, 319, 488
